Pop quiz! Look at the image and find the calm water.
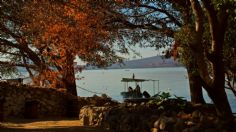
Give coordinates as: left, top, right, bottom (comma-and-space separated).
76, 67, 236, 113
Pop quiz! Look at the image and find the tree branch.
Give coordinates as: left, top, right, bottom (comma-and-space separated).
108, 16, 175, 37
189, 0, 213, 87
0, 61, 37, 69
138, 4, 183, 27
20, 50, 34, 78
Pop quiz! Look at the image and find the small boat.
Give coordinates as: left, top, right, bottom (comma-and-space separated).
120, 74, 160, 100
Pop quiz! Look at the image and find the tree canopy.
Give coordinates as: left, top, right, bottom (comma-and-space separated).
0, 0, 127, 95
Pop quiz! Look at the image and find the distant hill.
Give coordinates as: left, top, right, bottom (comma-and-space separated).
86, 56, 182, 69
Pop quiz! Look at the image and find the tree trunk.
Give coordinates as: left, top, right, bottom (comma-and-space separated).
189, 1, 235, 129
204, 83, 235, 130
62, 51, 77, 96
207, 40, 234, 129
203, 1, 234, 128
187, 68, 205, 104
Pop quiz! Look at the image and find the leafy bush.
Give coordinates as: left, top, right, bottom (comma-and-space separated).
148, 91, 187, 111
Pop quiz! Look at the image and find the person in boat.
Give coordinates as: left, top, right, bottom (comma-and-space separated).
143, 91, 150, 98
134, 85, 142, 98
135, 85, 141, 94
132, 73, 135, 79
128, 86, 133, 92
127, 86, 134, 98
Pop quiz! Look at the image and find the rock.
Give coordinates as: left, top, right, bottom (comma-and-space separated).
154, 116, 176, 131
174, 118, 185, 132
151, 128, 158, 132
79, 105, 113, 126
177, 111, 191, 119
99, 113, 103, 119
159, 120, 166, 130
140, 102, 146, 106
187, 126, 202, 132
82, 115, 90, 126
127, 103, 133, 107
185, 121, 195, 126
153, 120, 159, 128
182, 128, 189, 132
191, 110, 202, 122
133, 103, 137, 107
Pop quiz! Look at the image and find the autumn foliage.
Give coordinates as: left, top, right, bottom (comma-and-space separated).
0, 0, 124, 95
20, 0, 125, 92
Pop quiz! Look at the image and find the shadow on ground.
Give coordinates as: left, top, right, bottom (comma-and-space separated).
0, 118, 113, 132
0, 126, 113, 132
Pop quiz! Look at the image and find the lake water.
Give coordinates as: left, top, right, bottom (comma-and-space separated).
76, 67, 236, 113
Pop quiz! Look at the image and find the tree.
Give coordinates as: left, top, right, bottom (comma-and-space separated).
188, 0, 236, 128
0, 0, 124, 96
0, 0, 42, 78
170, 0, 206, 104
224, 12, 236, 95
107, 0, 206, 104
109, 1, 236, 127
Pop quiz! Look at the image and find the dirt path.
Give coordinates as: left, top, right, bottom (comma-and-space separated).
0, 118, 113, 132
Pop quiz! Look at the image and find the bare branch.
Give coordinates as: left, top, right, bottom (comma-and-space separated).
138, 4, 183, 27
0, 61, 37, 69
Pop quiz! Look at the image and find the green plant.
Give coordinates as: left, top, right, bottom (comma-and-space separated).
148, 91, 187, 111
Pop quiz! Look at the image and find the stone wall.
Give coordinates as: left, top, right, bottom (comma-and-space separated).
78, 101, 229, 132
0, 82, 76, 119
79, 103, 159, 131
0, 82, 118, 120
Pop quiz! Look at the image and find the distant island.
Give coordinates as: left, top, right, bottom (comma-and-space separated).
85, 56, 182, 70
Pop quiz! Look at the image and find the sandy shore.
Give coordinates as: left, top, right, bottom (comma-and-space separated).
0, 118, 113, 132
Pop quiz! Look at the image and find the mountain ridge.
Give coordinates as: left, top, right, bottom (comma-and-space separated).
86, 56, 182, 69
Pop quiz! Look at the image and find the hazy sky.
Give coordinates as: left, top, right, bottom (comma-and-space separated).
76, 46, 161, 65
126, 45, 160, 60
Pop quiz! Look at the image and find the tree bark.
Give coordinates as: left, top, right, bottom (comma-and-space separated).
202, 0, 234, 121
206, 40, 234, 129
187, 68, 205, 104
62, 51, 77, 96
203, 80, 235, 129
189, 0, 235, 129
